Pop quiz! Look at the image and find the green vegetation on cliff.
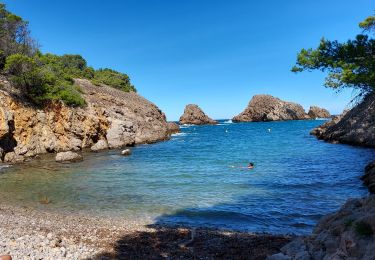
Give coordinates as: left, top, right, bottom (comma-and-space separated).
292, 14, 375, 97
0, 3, 135, 107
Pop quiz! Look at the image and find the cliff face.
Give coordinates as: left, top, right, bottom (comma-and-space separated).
0, 78, 169, 163
308, 106, 331, 119
232, 94, 309, 122
179, 104, 217, 125
311, 93, 375, 147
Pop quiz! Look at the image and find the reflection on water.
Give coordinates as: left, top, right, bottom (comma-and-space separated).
0, 120, 374, 234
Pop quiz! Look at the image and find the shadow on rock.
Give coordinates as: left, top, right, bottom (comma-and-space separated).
91, 225, 291, 260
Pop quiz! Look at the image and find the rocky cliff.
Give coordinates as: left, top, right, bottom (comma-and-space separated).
308, 106, 331, 119
311, 93, 375, 147
179, 104, 217, 125
0, 78, 169, 163
232, 95, 309, 122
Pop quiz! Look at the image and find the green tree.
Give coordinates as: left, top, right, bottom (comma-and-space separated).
292, 14, 375, 97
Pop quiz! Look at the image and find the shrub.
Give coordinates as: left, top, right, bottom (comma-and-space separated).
93, 68, 136, 92
354, 221, 373, 237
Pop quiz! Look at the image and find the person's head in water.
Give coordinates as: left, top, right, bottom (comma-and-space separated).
248, 162, 254, 169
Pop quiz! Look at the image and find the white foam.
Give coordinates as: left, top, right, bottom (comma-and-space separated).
224, 120, 233, 124
171, 132, 187, 137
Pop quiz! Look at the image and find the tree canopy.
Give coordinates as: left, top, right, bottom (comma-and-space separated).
0, 3, 136, 107
292, 14, 375, 97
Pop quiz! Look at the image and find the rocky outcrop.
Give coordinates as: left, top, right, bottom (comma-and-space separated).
311, 93, 375, 147
0, 78, 170, 163
269, 195, 375, 260
232, 95, 309, 122
167, 122, 180, 134
55, 151, 83, 163
361, 161, 375, 194
90, 139, 109, 152
308, 106, 331, 119
179, 104, 217, 125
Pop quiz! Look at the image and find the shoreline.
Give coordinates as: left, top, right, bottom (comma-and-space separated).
0, 203, 292, 259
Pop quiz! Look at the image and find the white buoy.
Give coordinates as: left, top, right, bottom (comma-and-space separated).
268, 128, 271, 132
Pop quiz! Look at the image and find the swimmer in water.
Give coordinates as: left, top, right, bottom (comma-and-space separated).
247, 162, 254, 169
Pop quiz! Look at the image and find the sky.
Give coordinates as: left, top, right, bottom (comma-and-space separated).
3, 0, 374, 120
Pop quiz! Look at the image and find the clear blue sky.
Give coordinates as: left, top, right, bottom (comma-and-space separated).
3, 0, 374, 120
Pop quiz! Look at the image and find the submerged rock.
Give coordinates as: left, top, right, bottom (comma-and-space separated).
55, 151, 83, 163
167, 122, 180, 134
311, 92, 375, 147
0, 78, 169, 163
308, 106, 331, 119
179, 104, 217, 125
232, 94, 309, 122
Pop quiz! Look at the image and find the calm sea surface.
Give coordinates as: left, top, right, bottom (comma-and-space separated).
0, 120, 374, 234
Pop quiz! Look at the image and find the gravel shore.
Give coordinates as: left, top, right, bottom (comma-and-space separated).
0, 204, 291, 259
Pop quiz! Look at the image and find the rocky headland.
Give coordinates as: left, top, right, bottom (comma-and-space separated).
232, 94, 310, 122
0, 77, 170, 164
179, 104, 217, 125
311, 93, 375, 147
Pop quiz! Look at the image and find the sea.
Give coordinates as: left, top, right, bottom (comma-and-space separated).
0, 119, 374, 234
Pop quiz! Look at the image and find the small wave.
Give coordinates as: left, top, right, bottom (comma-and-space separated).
315, 118, 330, 120
180, 124, 193, 128
224, 119, 233, 124
171, 132, 187, 137
0, 164, 11, 172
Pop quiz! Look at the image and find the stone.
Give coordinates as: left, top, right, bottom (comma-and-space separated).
179, 104, 217, 125
307, 106, 331, 119
90, 140, 109, 152
167, 122, 180, 134
361, 160, 375, 194
106, 120, 135, 149
311, 93, 375, 147
55, 151, 83, 163
232, 94, 309, 122
121, 149, 131, 156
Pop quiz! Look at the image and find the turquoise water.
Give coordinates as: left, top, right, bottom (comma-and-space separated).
0, 120, 374, 234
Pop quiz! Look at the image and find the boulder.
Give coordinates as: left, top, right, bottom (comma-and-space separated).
121, 149, 131, 156
179, 104, 217, 125
90, 139, 109, 152
55, 151, 83, 163
167, 122, 180, 134
311, 92, 375, 147
308, 106, 331, 119
232, 95, 309, 122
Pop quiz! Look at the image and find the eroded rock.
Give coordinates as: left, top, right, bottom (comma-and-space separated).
232, 95, 309, 122
90, 140, 109, 152
308, 106, 330, 119
167, 122, 180, 134
55, 151, 83, 163
179, 104, 217, 125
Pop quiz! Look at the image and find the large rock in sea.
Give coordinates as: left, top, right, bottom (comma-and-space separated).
0, 77, 170, 163
232, 94, 309, 122
179, 104, 217, 125
308, 106, 331, 119
311, 92, 375, 147
167, 122, 180, 134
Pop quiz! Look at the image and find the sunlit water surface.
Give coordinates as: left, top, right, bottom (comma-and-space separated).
0, 120, 374, 234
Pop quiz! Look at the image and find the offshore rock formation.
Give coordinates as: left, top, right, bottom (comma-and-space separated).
232, 94, 309, 122
307, 106, 331, 119
179, 104, 217, 125
167, 122, 180, 134
0, 78, 169, 163
311, 93, 375, 147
